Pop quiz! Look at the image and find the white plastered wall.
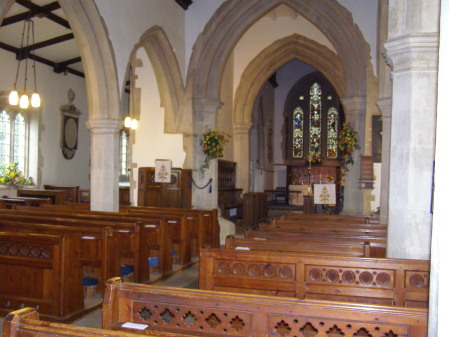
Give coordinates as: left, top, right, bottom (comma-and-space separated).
130, 47, 186, 205
0, 48, 90, 191
94, 0, 186, 95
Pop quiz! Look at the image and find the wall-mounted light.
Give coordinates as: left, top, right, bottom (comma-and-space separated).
123, 66, 138, 130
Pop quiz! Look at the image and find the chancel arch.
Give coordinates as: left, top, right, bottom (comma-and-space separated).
187, 0, 373, 212
233, 34, 345, 193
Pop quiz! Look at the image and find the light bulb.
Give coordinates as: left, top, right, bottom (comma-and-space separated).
31, 93, 41, 108
131, 119, 138, 130
19, 94, 29, 109
124, 116, 132, 128
9, 90, 19, 105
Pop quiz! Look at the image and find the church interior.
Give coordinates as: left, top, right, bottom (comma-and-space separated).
0, 0, 449, 336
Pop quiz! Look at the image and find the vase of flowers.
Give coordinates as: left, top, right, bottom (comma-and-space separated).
337, 123, 360, 174
199, 128, 230, 174
0, 163, 33, 186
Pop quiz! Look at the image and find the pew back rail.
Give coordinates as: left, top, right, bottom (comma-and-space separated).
103, 278, 428, 337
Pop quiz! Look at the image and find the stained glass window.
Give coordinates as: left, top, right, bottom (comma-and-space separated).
119, 129, 130, 180
292, 106, 304, 158
0, 110, 11, 166
13, 113, 26, 170
309, 83, 322, 157
327, 107, 338, 158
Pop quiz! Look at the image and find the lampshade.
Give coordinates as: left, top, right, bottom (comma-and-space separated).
9, 90, 19, 105
9, 11, 40, 110
31, 93, 41, 108
130, 118, 138, 130
19, 94, 29, 109
124, 116, 132, 128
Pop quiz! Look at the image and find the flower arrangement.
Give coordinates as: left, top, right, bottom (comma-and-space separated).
326, 174, 334, 183
338, 123, 360, 174
0, 163, 33, 186
199, 128, 230, 174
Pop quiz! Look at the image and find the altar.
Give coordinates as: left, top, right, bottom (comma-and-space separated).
288, 184, 312, 206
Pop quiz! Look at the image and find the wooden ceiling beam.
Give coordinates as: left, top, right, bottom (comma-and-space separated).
26, 33, 74, 53
0, 41, 84, 78
1, 2, 60, 27
15, 0, 70, 29
174, 0, 193, 10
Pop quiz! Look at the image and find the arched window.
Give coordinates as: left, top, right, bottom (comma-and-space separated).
285, 71, 342, 166
0, 109, 29, 172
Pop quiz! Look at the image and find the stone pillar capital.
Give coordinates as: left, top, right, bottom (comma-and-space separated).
376, 97, 392, 119
383, 33, 439, 72
233, 122, 252, 135
86, 118, 122, 134
193, 98, 223, 114
341, 96, 366, 113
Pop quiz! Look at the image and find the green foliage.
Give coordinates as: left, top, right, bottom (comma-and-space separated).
199, 128, 230, 174
337, 123, 360, 174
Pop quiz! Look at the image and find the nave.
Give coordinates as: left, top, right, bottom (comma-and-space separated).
0, 204, 429, 337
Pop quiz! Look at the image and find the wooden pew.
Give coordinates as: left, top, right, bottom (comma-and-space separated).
0, 231, 84, 321
0, 196, 51, 208
0, 220, 115, 292
259, 222, 387, 237
225, 235, 376, 257
199, 248, 430, 308
0, 209, 169, 283
8, 207, 192, 269
279, 213, 380, 224
103, 278, 428, 337
3, 308, 188, 337
244, 228, 387, 257
127, 206, 220, 250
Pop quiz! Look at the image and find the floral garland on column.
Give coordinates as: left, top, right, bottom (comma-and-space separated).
199, 128, 230, 174
337, 123, 360, 175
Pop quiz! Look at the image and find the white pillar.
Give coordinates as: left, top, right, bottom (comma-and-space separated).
86, 118, 122, 212
376, 98, 392, 224
192, 98, 222, 209
340, 96, 366, 215
384, 33, 438, 259
233, 122, 252, 193
429, 0, 449, 335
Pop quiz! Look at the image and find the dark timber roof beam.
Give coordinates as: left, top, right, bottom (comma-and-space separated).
174, 0, 193, 10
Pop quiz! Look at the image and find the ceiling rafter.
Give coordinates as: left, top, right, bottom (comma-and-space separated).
0, 0, 84, 78
174, 0, 193, 10
1, 1, 61, 26
15, 0, 70, 29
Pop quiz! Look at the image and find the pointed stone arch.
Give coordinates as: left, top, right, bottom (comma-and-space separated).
1, 0, 122, 211
137, 26, 185, 134
233, 34, 345, 126
187, 0, 371, 102
233, 34, 345, 192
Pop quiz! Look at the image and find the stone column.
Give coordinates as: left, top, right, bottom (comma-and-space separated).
384, 0, 439, 259
233, 122, 252, 193
376, 98, 392, 224
86, 118, 122, 212
429, 1, 449, 334
340, 96, 366, 215
192, 98, 222, 209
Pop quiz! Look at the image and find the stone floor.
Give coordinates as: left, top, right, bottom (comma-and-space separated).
0, 263, 200, 331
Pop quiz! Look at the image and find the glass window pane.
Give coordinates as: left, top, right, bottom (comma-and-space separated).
309, 83, 322, 157
13, 113, 26, 170
292, 106, 304, 158
0, 111, 11, 166
327, 107, 338, 158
